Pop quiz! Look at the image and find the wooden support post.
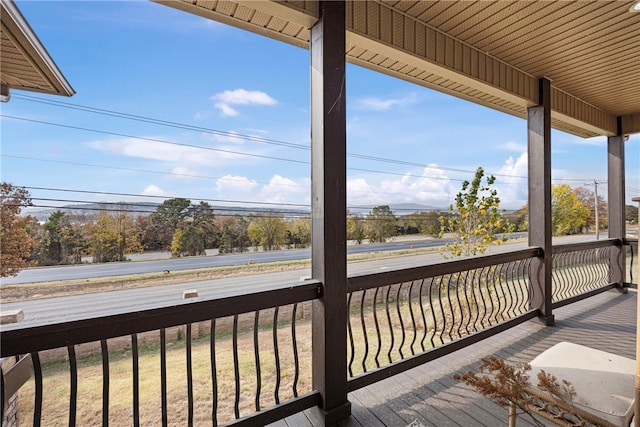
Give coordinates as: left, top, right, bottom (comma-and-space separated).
608, 121, 626, 290
310, 1, 351, 424
528, 77, 554, 326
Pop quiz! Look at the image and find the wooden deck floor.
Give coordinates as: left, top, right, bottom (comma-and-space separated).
273, 289, 636, 427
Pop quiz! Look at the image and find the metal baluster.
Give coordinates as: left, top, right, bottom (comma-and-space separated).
68, 345, 77, 427
444, 274, 455, 341
395, 283, 406, 359
233, 315, 240, 419
210, 320, 218, 427
254, 311, 261, 410
372, 287, 382, 368
160, 330, 167, 427
469, 269, 481, 332
101, 340, 109, 427
429, 277, 439, 348
32, 352, 43, 427
407, 281, 417, 356
272, 307, 281, 405
131, 334, 139, 427
0, 362, 4, 422
347, 292, 355, 377
291, 304, 299, 398
385, 286, 394, 363
186, 324, 193, 427
360, 290, 369, 373
455, 271, 467, 337
418, 279, 428, 351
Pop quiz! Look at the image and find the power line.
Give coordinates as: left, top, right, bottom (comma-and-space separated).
0, 115, 309, 165
3, 98, 526, 179
20, 187, 447, 214
11, 93, 309, 151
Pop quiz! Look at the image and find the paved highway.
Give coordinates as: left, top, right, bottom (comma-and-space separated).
1, 241, 531, 328
1, 236, 478, 285
1, 233, 619, 329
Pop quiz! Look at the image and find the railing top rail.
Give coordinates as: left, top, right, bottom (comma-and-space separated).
552, 238, 620, 255
347, 247, 541, 293
0, 280, 321, 357
623, 237, 638, 245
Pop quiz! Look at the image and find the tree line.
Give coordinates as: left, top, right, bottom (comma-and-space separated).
1, 178, 637, 277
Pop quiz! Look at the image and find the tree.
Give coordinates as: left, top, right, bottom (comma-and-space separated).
152, 198, 191, 232
626, 205, 638, 225
551, 184, 590, 235
439, 167, 511, 257
0, 183, 36, 276
36, 210, 85, 265
191, 201, 218, 249
411, 211, 442, 236
137, 214, 173, 251
87, 211, 141, 262
347, 213, 366, 244
287, 217, 311, 248
247, 214, 288, 251
170, 225, 205, 257
365, 205, 397, 243
216, 215, 249, 253
573, 186, 607, 233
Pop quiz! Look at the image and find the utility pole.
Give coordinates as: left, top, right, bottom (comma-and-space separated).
584, 180, 602, 239
594, 180, 599, 239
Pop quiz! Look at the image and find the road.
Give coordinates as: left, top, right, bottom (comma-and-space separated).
1, 240, 532, 328
1, 236, 486, 285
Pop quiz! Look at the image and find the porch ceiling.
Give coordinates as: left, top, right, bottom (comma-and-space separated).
0, 0, 74, 98
156, 0, 640, 138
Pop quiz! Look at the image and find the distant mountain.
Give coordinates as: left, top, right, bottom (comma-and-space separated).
23, 201, 310, 222
349, 203, 445, 216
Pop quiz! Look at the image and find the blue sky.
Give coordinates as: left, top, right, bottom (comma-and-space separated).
2, 1, 638, 214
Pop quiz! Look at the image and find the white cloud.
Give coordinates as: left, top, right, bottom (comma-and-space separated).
88, 136, 246, 166
211, 89, 278, 117
356, 93, 418, 111
171, 166, 201, 179
495, 152, 528, 209
347, 165, 456, 207
215, 175, 259, 196
260, 175, 309, 204
141, 184, 167, 197
498, 141, 526, 152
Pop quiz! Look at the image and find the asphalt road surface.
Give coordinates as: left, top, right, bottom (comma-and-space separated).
1, 233, 622, 329
1, 240, 533, 328
2, 236, 481, 285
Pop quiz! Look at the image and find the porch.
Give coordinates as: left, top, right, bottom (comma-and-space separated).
1, 238, 637, 426
1, 0, 639, 426
275, 287, 637, 427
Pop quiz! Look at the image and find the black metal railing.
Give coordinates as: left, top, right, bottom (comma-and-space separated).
625, 238, 638, 287
0, 283, 321, 427
345, 248, 541, 391
551, 239, 621, 307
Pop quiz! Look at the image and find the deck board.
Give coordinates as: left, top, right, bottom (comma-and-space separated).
285, 289, 636, 426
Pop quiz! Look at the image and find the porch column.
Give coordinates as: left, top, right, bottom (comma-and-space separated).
528, 77, 554, 326
310, 1, 351, 424
608, 121, 626, 289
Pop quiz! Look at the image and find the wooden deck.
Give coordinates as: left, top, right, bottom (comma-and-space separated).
272, 289, 636, 427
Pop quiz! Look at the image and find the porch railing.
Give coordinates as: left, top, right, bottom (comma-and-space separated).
1, 239, 634, 426
345, 248, 541, 391
1, 283, 321, 427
